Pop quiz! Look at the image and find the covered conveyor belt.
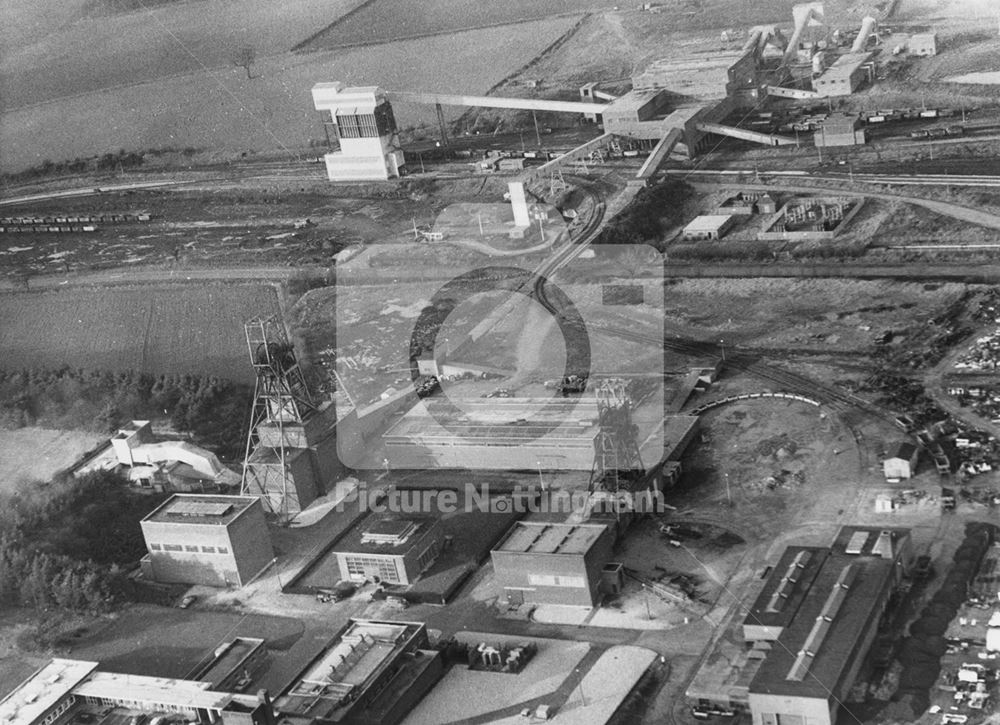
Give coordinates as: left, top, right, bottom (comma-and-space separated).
631, 128, 683, 186
388, 91, 608, 115
694, 121, 798, 147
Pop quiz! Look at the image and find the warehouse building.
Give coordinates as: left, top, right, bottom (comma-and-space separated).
687, 526, 912, 721
883, 441, 919, 481
0, 658, 276, 725
909, 33, 937, 56
491, 521, 615, 607
815, 114, 866, 147
811, 52, 873, 97
682, 215, 735, 241
140, 495, 274, 588
329, 516, 442, 586
747, 527, 912, 725
274, 619, 443, 725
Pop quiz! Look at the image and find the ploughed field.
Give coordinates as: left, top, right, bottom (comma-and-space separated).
0, 283, 279, 383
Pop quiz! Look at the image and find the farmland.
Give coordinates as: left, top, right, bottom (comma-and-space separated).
0, 0, 365, 110
0, 15, 581, 173
0, 283, 279, 383
301, 0, 603, 49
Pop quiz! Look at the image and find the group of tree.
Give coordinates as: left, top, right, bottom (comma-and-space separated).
0, 470, 160, 614
0, 367, 252, 461
596, 181, 692, 249
0, 541, 129, 613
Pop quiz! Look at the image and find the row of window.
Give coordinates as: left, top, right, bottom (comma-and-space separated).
416, 542, 439, 572
81, 695, 195, 714
149, 543, 228, 555
336, 112, 379, 139
40, 695, 73, 725
527, 573, 586, 588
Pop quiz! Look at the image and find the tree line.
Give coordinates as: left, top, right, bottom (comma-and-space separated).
0, 367, 252, 461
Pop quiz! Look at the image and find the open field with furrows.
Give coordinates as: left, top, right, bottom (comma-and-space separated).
0, 283, 278, 383
300, 0, 603, 49
0, 15, 580, 173
0, 429, 105, 493
0, 0, 364, 110
659, 278, 975, 352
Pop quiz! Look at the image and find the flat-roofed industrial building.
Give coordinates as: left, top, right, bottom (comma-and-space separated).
682, 215, 735, 241
491, 521, 615, 606
811, 53, 873, 97
686, 526, 912, 721
909, 33, 937, 56
274, 619, 443, 725
329, 516, 442, 586
744, 527, 912, 725
0, 658, 276, 725
192, 637, 269, 693
140, 494, 274, 588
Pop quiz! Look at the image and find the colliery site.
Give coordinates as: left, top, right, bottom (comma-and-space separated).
3, 1, 1000, 725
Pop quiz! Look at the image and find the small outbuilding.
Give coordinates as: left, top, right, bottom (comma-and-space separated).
883, 441, 919, 480
909, 33, 937, 56
682, 214, 735, 241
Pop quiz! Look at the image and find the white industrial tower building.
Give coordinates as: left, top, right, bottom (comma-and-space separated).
311, 83, 406, 181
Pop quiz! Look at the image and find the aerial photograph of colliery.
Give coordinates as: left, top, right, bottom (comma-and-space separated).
3, 0, 1000, 724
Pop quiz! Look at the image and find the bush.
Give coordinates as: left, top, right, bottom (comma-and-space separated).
596, 181, 693, 248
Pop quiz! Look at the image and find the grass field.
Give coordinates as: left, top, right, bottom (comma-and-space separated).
0, 0, 364, 110
0, 428, 105, 492
0, 15, 580, 172
0, 283, 279, 383
302, 0, 601, 49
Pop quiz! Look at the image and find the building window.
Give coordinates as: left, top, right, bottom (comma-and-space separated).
344, 555, 400, 583
185, 545, 199, 552
336, 112, 379, 139
217, 547, 228, 554
201, 546, 216, 553
163, 543, 183, 552
149, 543, 161, 551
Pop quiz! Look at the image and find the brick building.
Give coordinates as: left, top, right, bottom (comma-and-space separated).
491, 521, 615, 606
140, 495, 274, 588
